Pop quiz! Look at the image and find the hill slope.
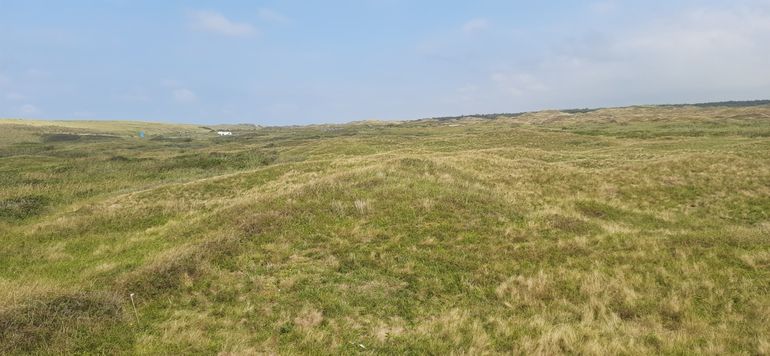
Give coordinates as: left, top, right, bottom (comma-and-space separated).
1, 104, 769, 354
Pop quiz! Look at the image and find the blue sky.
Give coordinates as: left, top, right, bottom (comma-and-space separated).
2, 0, 769, 125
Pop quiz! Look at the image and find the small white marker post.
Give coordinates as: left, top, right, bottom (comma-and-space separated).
130, 293, 140, 326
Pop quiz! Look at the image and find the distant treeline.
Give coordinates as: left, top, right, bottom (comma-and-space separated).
426, 100, 770, 121
426, 112, 526, 121
659, 99, 770, 108
427, 108, 600, 121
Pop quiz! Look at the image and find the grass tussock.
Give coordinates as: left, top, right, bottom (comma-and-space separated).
0, 195, 48, 220
0, 292, 128, 354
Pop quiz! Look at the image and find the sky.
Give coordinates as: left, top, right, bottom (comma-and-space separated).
1, 0, 770, 125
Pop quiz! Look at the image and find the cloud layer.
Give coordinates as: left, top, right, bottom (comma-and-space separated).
442, 2, 770, 113
189, 11, 257, 37
2, 1, 769, 123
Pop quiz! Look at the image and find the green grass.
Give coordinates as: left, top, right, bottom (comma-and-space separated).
1, 104, 769, 354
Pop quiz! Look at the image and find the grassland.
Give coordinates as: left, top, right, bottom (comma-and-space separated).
1, 104, 769, 354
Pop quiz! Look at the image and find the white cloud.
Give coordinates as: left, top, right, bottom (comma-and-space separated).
257, 8, 290, 24
597, 6, 770, 94
173, 88, 197, 103
462, 18, 490, 34
190, 10, 257, 37
20, 104, 40, 116
484, 3, 770, 110
162, 80, 197, 103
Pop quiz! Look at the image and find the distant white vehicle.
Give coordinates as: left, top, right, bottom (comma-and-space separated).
217, 131, 232, 136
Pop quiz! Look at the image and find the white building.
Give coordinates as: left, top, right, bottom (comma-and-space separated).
217, 131, 232, 136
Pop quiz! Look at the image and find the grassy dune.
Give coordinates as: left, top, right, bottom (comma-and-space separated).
1, 105, 769, 354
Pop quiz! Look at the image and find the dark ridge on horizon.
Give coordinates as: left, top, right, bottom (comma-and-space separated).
658, 99, 770, 108
424, 99, 770, 122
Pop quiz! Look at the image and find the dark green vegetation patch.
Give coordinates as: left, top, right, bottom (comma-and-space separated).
0, 195, 48, 220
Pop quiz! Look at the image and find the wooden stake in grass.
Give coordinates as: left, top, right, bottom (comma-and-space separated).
129, 293, 140, 326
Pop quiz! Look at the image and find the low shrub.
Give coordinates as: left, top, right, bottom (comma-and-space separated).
0, 195, 48, 220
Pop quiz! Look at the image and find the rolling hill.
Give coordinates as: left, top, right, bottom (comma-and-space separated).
1, 103, 769, 354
